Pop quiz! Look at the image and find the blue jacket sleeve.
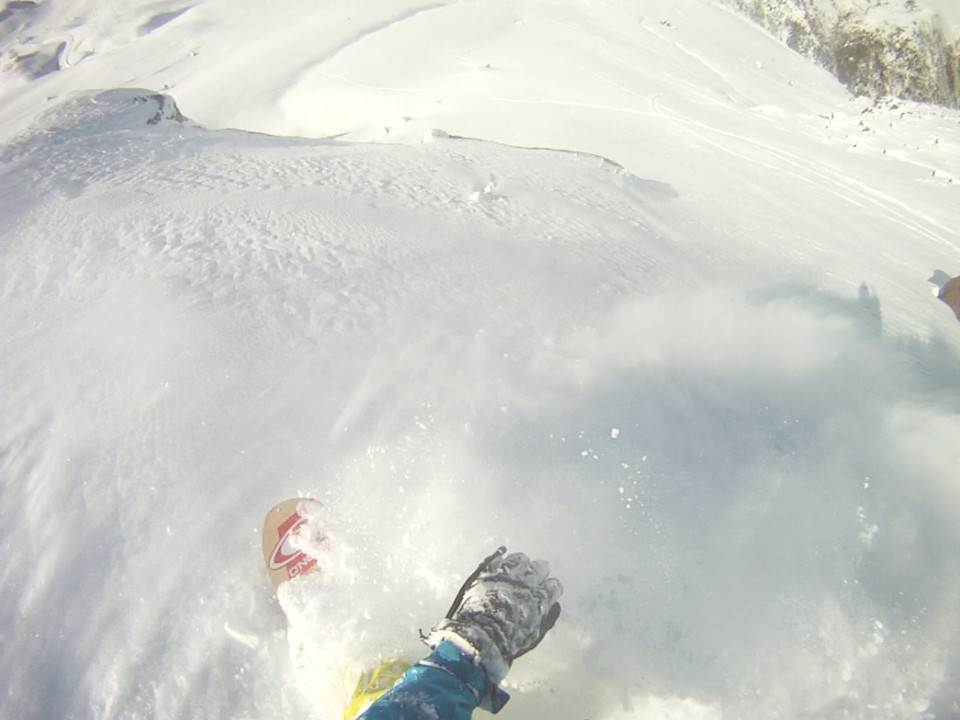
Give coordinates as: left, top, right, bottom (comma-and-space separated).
358, 641, 509, 720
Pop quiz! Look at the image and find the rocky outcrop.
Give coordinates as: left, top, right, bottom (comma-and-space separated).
721, 0, 960, 108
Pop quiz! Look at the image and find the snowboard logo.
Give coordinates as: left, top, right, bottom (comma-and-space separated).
268, 510, 318, 580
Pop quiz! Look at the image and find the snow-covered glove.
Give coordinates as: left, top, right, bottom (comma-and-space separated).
426, 546, 562, 688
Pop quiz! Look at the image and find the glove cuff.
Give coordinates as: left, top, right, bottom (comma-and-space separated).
427, 619, 511, 686
424, 639, 510, 713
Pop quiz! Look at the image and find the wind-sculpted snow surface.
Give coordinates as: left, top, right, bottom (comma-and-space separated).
3, 90, 960, 720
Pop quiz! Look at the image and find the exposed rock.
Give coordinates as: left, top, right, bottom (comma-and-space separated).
721, 0, 960, 108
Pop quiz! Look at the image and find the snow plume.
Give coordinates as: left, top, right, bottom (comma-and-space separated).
278, 278, 960, 720
517, 286, 960, 718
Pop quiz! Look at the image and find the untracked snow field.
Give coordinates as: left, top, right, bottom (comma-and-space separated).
2, 1, 960, 719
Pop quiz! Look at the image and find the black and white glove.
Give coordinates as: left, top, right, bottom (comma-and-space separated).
426, 546, 563, 686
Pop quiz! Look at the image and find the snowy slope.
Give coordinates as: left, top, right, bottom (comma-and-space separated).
2, 1, 960, 720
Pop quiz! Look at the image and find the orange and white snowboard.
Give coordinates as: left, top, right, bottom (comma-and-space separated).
261, 497, 411, 719
261, 497, 323, 589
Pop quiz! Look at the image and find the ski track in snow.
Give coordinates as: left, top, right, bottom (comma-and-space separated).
304, 3, 451, 69
650, 97, 953, 244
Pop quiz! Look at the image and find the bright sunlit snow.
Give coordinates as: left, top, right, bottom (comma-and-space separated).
2, 1, 959, 719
